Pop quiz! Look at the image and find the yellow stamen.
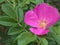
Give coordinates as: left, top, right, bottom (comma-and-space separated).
40, 22, 47, 28
39, 19, 48, 28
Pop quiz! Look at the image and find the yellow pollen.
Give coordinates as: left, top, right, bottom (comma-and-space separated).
40, 22, 47, 28
39, 19, 47, 28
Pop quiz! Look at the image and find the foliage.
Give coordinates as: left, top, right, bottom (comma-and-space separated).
0, 0, 60, 45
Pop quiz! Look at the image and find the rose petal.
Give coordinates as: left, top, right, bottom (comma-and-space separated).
34, 3, 59, 27
30, 27, 49, 35
24, 10, 39, 27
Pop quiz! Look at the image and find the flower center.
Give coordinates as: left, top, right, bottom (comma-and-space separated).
39, 19, 48, 29
40, 22, 47, 28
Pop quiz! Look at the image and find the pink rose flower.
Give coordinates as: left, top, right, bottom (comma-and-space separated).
24, 3, 59, 35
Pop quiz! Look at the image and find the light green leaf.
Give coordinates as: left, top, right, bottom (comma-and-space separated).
18, 8, 24, 22
18, 0, 30, 8
0, 21, 17, 26
49, 26, 60, 45
52, 34, 60, 45
36, 0, 44, 5
17, 32, 37, 45
39, 38, 48, 45
50, 26, 60, 35
25, 0, 30, 4
0, 0, 4, 3
2, 3, 18, 20
50, 26, 60, 45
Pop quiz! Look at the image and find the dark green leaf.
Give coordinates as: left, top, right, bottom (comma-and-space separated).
5, 35, 17, 45
55, 20, 60, 26
48, 39, 56, 45
8, 27, 22, 35
0, 31, 7, 43
0, 16, 16, 22
30, 0, 36, 4
0, 16, 17, 26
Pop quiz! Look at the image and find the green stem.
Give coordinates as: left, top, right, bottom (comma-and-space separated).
18, 23, 27, 32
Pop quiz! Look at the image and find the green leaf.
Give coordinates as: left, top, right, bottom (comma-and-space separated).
16, 32, 37, 45
5, 35, 17, 45
0, 21, 17, 26
0, 16, 16, 22
46, 0, 51, 3
52, 34, 60, 45
30, 0, 36, 4
2, 3, 18, 20
8, 27, 22, 35
49, 26, 60, 45
50, 26, 60, 35
18, 0, 30, 8
26, 0, 30, 4
39, 38, 48, 45
0, 16, 17, 26
0, 0, 4, 3
55, 20, 60, 26
0, 31, 7, 43
48, 40, 56, 45
18, 8, 24, 22
36, 0, 44, 5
